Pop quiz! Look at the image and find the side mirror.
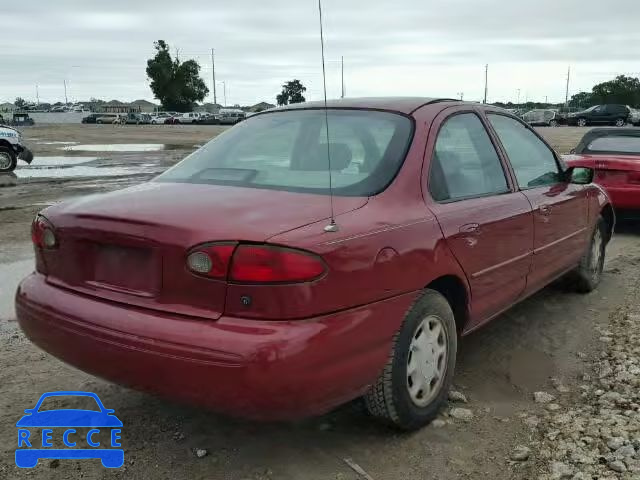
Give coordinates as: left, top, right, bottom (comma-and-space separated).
566, 166, 594, 185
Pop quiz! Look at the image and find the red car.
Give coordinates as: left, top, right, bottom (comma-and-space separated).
564, 127, 640, 217
16, 98, 613, 430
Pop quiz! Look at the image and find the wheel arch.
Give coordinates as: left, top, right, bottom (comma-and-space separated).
424, 275, 469, 335
600, 203, 615, 243
0, 139, 14, 150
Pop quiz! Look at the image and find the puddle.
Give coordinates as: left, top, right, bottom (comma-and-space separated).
0, 259, 33, 321
24, 156, 98, 166
15, 166, 152, 179
63, 144, 165, 152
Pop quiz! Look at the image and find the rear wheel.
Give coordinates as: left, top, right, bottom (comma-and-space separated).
567, 216, 607, 293
614, 118, 626, 127
364, 289, 457, 430
0, 146, 17, 173
549, 119, 558, 127
577, 118, 587, 127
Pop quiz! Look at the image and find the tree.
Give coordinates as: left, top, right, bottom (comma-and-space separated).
569, 91, 593, 108
146, 40, 209, 112
591, 75, 640, 107
276, 80, 306, 106
14, 97, 26, 108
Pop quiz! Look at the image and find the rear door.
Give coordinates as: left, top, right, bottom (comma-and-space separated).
590, 105, 607, 124
425, 108, 533, 325
486, 113, 589, 293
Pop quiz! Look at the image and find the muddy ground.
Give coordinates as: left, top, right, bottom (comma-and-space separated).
0, 124, 639, 480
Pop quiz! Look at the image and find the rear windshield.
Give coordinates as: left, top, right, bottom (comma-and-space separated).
587, 136, 640, 155
155, 109, 413, 196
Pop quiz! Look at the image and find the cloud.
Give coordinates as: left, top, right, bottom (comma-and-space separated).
1, 0, 639, 105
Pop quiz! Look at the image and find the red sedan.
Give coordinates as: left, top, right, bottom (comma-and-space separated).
564, 127, 640, 217
17, 98, 613, 430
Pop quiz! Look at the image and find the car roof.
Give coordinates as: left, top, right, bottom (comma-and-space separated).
574, 127, 640, 154
275, 97, 458, 115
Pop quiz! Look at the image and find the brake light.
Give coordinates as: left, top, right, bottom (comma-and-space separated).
186, 243, 235, 279
31, 216, 57, 249
186, 243, 326, 283
229, 245, 326, 283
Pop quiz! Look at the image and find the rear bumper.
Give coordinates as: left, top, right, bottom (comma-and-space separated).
16, 273, 415, 420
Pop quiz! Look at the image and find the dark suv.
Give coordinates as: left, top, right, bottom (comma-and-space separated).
567, 104, 630, 127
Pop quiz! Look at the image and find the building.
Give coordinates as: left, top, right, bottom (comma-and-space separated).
130, 99, 158, 113
100, 101, 140, 114
250, 102, 276, 112
0, 102, 15, 113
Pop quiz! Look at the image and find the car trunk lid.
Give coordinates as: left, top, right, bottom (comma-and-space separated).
40, 182, 367, 319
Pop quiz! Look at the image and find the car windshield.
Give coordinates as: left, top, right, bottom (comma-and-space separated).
587, 136, 640, 155
156, 109, 413, 196
37, 395, 101, 412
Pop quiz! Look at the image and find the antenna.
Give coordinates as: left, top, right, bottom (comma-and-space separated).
318, 0, 338, 233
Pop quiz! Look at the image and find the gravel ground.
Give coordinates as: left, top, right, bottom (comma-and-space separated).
0, 124, 639, 479
517, 259, 640, 480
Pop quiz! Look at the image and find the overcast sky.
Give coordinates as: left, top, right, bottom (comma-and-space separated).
2, 0, 640, 106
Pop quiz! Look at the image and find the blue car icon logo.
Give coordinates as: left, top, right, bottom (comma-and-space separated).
16, 391, 123, 468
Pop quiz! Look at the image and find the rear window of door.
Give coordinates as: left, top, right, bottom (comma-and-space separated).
488, 114, 561, 189
428, 113, 509, 202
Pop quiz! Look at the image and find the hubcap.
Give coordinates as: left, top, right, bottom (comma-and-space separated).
0, 152, 12, 170
590, 229, 603, 273
406, 315, 448, 407
578, 119, 586, 127
616, 119, 624, 127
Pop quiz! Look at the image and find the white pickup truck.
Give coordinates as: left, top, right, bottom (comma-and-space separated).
0, 122, 34, 173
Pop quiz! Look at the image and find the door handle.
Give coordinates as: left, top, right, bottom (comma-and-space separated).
539, 204, 552, 215
459, 223, 480, 234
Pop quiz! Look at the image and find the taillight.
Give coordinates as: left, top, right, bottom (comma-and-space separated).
31, 216, 57, 249
229, 245, 326, 283
186, 243, 236, 279
185, 242, 326, 284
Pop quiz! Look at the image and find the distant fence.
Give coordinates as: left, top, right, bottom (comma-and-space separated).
27, 112, 86, 124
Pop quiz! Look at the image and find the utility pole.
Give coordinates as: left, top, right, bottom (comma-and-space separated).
517, 89, 521, 104
483, 64, 488, 104
222, 81, 227, 107
565, 66, 571, 107
211, 48, 217, 105
36, 84, 40, 106
457, 92, 464, 100
545, 95, 548, 104
341, 56, 344, 98
64, 80, 68, 105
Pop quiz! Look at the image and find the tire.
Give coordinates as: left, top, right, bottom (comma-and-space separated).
568, 216, 607, 293
97, 120, 103, 124
0, 146, 18, 173
364, 289, 458, 430
614, 118, 625, 127
549, 119, 558, 127
577, 118, 587, 127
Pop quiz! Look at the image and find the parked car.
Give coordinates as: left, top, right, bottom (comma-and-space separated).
628, 108, 640, 126
0, 123, 34, 172
16, 98, 613, 430
567, 104, 630, 127
81, 113, 101, 124
522, 109, 560, 127
565, 127, 640, 217
218, 108, 246, 125
174, 112, 202, 124
150, 112, 171, 124
95, 114, 121, 124
196, 113, 220, 125
164, 115, 180, 125
118, 113, 151, 125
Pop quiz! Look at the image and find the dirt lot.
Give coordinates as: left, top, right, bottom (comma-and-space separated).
0, 124, 639, 480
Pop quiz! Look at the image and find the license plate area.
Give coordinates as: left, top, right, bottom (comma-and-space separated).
87, 244, 159, 297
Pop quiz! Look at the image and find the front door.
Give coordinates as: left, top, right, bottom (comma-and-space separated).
425, 110, 533, 326
486, 113, 589, 293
